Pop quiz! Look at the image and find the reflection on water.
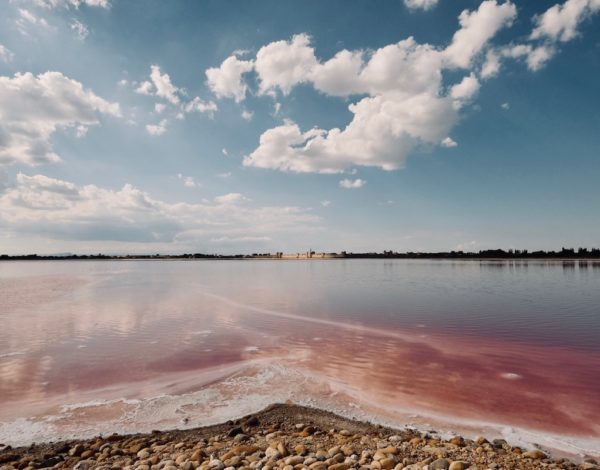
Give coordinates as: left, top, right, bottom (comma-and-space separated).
0, 259, 599, 457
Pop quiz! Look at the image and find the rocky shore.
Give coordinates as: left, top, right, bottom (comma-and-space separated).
0, 404, 597, 470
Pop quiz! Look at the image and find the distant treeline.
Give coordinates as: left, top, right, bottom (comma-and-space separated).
2, 247, 600, 260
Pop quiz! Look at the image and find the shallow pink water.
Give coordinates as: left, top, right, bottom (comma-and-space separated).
0, 260, 599, 458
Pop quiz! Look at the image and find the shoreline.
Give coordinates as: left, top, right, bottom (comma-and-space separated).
0, 404, 597, 470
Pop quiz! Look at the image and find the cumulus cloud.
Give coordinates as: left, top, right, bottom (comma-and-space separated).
209, 0, 593, 175
339, 178, 366, 189
255, 33, 318, 95
214, 193, 247, 205
404, 0, 438, 11
443, 1, 517, 69
135, 65, 180, 104
205, 55, 254, 102
243, 37, 458, 173
0, 45, 14, 63
149, 65, 180, 104
502, 44, 556, 71
135, 80, 153, 95
70, 19, 89, 40
441, 137, 458, 147
184, 97, 218, 116
0, 71, 120, 166
145, 119, 167, 135
531, 0, 600, 42
241, 109, 253, 121
177, 173, 199, 188
450, 73, 480, 106
0, 173, 318, 246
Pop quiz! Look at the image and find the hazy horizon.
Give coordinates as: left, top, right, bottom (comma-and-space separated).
1, 0, 600, 254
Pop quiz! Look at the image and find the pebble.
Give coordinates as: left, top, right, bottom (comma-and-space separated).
522, 449, 547, 459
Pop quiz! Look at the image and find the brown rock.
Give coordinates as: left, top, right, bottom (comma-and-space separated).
522, 449, 547, 459
277, 443, 289, 457
379, 457, 396, 470
448, 462, 468, 470
328, 464, 350, 470
429, 458, 450, 470
285, 456, 304, 466
68, 444, 85, 457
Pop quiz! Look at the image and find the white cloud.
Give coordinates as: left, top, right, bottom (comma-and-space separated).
503, 44, 556, 71
184, 97, 218, 116
531, 0, 600, 42
480, 49, 501, 78
154, 103, 166, 114
241, 109, 253, 121
441, 137, 458, 147
33, 0, 110, 8
217, 172, 231, 178
0, 173, 318, 247
255, 33, 318, 95
501, 102, 510, 110
214, 192, 247, 204
221, 148, 228, 156
149, 65, 179, 104
321, 200, 331, 207
75, 125, 88, 138
0, 45, 14, 63
70, 19, 88, 40
135, 80, 153, 95
146, 119, 167, 136
177, 173, 199, 188
404, 0, 438, 11
450, 73, 480, 106
0, 71, 120, 166
17, 8, 51, 35
213, 0, 592, 175
205, 55, 254, 102
339, 178, 366, 189
443, 1, 517, 69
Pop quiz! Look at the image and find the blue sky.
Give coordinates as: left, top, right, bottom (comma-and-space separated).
0, 0, 599, 254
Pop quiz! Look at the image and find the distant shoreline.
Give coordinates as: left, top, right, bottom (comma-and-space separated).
2, 250, 600, 262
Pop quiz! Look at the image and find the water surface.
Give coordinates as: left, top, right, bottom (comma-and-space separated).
0, 259, 599, 457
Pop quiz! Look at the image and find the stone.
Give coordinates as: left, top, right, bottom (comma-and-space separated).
449, 437, 464, 447
209, 459, 225, 470
246, 417, 260, 427
137, 449, 150, 459
69, 444, 85, 457
448, 462, 468, 470
80, 450, 94, 459
522, 449, 546, 459
284, 456, 304, 466
408, 438, 422, 447
228, 427, 244, 438
278, 443, 289, 457
73, 460, 95, 470
328, 464, 350, 470
379, 458, 396, 470
429, 458, 450, 470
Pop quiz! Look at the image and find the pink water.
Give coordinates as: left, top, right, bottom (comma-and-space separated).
0, 260, 599, 458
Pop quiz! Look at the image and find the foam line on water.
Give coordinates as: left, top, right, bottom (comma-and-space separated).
0, 361, 598, 460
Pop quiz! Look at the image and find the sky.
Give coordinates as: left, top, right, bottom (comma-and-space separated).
0, 0, 599, 255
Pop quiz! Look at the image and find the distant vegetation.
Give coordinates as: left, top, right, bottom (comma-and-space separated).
2, 247, 600, 260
